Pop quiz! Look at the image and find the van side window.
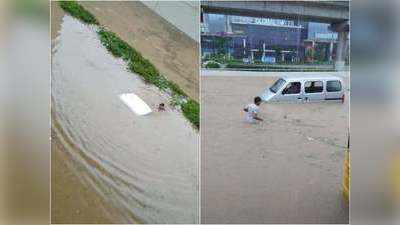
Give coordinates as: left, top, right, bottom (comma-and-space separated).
305, 81, 323, 93
326, 80, 342, 92
282, 82, 301, 94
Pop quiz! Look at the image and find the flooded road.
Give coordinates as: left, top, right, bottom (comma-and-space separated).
52, 15, 198, 223
201, 75, 349, 224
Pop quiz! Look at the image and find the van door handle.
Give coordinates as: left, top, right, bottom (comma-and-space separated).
298, 97, 302, 100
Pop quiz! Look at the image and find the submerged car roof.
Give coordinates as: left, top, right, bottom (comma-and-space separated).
280, 74, 343, 82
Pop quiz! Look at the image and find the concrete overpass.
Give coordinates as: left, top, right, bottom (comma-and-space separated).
201, 1, 350, 70
141, 1, 199, 42
201, 1, 349, 23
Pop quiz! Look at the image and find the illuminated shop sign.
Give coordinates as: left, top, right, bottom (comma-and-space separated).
315, 32, 338, 39
230, 16, 303, 28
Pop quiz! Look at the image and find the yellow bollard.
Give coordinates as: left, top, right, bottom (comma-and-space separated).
391, 152, 400, 200
342, 149, 350, 201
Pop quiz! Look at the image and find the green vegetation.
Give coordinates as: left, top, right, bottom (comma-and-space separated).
314, 45, 327, 62
167, 81, 187, 97
202, 56, 334, 68
215, 37, 230, 55
205, 61, 221, 69
203, 53, 230, 64
181, 100, 200, 128
225, 62, 335, 72
59, 1, 99, 25
226, 63, 266, 69
202, 54, 334, 71
60, 1, 199, 128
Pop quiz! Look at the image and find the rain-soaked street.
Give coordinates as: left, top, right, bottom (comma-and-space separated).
51, 14, 198, 223
201, 73, 349, 224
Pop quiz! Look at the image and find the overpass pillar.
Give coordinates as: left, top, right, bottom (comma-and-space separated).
330, 21, 349, 71
329, 41, 334, 62
335, 31, 348, 70
225, 15, 232, 34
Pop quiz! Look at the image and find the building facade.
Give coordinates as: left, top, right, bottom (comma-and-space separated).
201, 13, 341, 64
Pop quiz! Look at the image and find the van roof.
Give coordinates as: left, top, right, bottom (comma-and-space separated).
280, 74, 343, 82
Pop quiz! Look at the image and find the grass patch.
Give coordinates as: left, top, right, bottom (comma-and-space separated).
181, 100, 199, 129
98, 29, 169, 91
167, 81, 187, 97
98, 29, 199, 128
59, 1, 199, 128
59, 1, 99, 25
205, 61, 221, 69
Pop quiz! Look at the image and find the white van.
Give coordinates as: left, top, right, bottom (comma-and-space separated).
261, 75, 345, 102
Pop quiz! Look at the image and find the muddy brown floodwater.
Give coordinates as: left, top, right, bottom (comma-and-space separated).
51, 4, 198, 224
201, 75, 349, 224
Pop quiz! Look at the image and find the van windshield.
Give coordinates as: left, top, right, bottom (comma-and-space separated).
269, 78, 286, 93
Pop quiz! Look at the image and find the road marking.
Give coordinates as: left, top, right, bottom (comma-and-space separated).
119, 93, 152, 116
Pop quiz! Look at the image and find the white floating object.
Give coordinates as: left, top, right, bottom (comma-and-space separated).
119, 93, 152, 116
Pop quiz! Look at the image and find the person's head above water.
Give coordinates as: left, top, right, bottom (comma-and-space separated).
158, 103, 165, 111
254, 96, 262, 106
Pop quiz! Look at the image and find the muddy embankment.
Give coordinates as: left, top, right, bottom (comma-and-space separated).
79, 1, 199, 101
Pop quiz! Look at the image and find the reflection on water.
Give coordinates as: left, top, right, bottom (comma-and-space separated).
52, 15, 198, 223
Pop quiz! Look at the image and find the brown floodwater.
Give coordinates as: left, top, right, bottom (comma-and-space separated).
201, 74, 349, 224
51, 15, 198, 223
